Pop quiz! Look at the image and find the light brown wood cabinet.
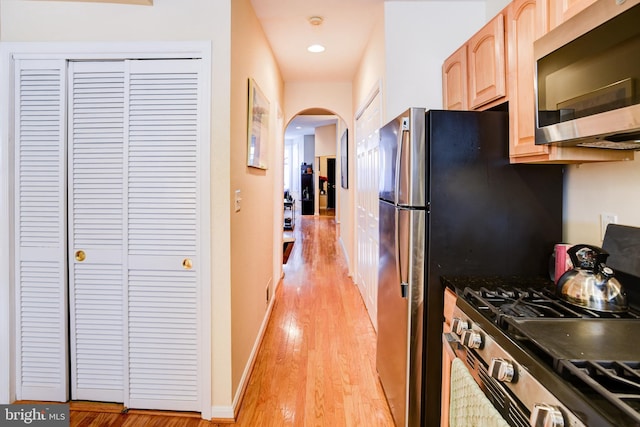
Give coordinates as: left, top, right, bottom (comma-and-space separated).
443, 0, 634, 164
508, 0, 634, 163
442, 45, 468, 111
440, 287, 457, 427
468, 13, 507, 109
508, 0, 543, 160
442, 14, 507, 111
538, 0, 598, 32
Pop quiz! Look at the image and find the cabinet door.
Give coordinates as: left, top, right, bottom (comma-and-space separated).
550, 0, 597, 30
508, 0, 550, 159
468, 13, 506, 109
442, 45, 468, 110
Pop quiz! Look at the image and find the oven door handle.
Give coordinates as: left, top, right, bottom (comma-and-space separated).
443, 331, 463, 359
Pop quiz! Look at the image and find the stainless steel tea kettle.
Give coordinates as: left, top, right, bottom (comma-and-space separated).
556, 244, 629, 313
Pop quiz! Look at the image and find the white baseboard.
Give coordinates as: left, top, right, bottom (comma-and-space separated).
338, 236, 353, 278
210, 405, 235, 420
229, 277, 280, 418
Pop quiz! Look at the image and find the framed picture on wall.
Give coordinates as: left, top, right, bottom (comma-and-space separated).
247, 78, 269, 169
340, 129, 348, 188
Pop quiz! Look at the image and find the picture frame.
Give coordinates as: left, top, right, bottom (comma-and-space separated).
340, 129, 348, 189
247, 78, 270, 169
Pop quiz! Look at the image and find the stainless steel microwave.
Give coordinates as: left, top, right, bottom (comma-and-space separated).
535, 0, 640, 149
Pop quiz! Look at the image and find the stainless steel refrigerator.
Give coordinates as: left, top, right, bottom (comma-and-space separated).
376, 108, 564, 426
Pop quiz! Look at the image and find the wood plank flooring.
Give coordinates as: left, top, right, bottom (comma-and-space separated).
68, 214, 394, 426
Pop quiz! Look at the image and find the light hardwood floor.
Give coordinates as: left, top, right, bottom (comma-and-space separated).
68, 214, 394, 426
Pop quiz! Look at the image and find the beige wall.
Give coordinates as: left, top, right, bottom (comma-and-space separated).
284, 82, 352, 127
383, 1, 485, 119
315, 124, 337, 157
353, 9, 385, 115
230, 0, 284, 401
348, 8, 385, 278
565, 159, 640, 245
1, 0, 217, 41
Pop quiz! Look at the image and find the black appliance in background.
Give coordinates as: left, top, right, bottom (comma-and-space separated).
327, 157, 336, 209
300, 162, 314, 215
376, 109, 564, 426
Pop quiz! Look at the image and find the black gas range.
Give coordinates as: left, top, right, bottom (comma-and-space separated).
443, 275, 640, 427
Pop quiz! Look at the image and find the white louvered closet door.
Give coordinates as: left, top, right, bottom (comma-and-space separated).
14, 59, 69, 402
15, 57, 202, 410
67, 59, 202, 410
125, 59, 201, 411
68, 61, 126, 403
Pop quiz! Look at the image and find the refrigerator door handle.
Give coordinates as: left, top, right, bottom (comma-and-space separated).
396, 207, 410, 299
394, 117, 410, 205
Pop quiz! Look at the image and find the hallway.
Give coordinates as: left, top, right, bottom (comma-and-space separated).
69, 215, 394, 426
232, 214, 394, 425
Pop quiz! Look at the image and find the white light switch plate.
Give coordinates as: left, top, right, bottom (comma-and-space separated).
600, 212, 618, 240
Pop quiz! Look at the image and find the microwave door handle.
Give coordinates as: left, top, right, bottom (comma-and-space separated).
396, 208, 410, 299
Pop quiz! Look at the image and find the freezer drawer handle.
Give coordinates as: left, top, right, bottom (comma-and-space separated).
401, 282, 408, 298
395, 208, 410, 299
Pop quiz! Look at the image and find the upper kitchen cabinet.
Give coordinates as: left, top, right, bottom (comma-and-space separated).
442, 45, 468, 110
508, 0, 542, 159
467, 14, 507, 109
442, 14, 506, 111
538, 0, 598, 33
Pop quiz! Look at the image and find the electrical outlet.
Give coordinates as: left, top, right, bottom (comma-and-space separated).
600, 212, 618, 240
234, 190, 242, 212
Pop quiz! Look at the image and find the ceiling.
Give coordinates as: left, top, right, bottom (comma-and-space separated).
250, 0, 385, 138
250, 0, 385, 82
284, 115, 339, 138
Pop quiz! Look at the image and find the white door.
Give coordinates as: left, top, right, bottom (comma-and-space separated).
16, 58, 203, 411
355, 88, 382, 329
124, 59, 201, 411
14, 58, 69, 402
68, 60, 127, 403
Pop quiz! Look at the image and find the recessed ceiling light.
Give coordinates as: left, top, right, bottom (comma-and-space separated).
307, 44, 325, 53
309, 16, 323, 26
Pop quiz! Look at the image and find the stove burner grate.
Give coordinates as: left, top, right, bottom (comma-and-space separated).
463, 286, 640, 324
558, 360, 640, 424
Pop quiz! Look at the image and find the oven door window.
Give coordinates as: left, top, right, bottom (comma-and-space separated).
444, 333, 529, 427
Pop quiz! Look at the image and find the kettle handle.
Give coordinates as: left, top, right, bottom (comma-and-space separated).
567, 244, 609, 270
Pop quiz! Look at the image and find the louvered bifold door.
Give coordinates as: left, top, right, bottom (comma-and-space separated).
126, 59, 201, 411
14, 59, 69, 402
68, 61, 126, 403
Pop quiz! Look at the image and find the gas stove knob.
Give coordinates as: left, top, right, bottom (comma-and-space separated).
460, 329, 482, 349
530, 403, 565, 427
451, 317, 469, 335
489, 358, 515, 383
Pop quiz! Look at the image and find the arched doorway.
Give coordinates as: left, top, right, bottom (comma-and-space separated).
283, 108, 345, 219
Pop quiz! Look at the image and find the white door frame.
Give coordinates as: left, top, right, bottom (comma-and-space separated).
0, 41, 212, 419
